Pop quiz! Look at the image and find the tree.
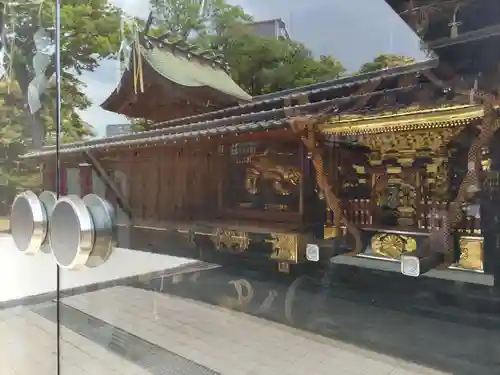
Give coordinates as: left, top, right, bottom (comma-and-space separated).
1, 1, 122, 144
150, 0, 207, 40
357, 54, 416, 74
0, 1, 122, 203
210, 27, 345, 95
149, 0, 346, 96
149, 0, 251, 40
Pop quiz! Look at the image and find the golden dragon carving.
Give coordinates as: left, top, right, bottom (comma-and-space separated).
244, 150, 301, 196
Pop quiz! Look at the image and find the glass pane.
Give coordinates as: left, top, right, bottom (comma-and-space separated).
54, 1, 500, 375
0, 1, 58, 374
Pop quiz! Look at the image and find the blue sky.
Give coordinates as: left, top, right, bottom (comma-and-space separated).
79, 0, 426, 137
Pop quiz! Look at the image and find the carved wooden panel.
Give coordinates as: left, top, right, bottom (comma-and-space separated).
222, 141, 302, 219
371, 166, 422, 228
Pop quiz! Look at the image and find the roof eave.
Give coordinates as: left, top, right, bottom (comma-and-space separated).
320, 104, 484, 135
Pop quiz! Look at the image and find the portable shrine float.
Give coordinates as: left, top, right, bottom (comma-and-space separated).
9, 0, 500, 289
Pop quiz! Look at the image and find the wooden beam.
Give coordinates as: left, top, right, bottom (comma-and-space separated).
349, 78, 383, 111
84, 151, 132, 218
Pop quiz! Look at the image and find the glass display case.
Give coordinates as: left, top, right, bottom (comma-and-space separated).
3, 0, 500, 374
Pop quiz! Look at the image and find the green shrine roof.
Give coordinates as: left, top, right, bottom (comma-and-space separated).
142, 45, 251, 102
101, 37, 252, 122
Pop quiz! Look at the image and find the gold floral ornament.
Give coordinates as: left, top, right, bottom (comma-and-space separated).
371, 233, 416, 259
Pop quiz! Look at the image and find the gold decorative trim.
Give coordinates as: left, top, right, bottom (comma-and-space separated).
324, 226, 338, 239
267, 233, 300, 262
371, 233, 417, 259
457, 236, 483, 271
358, 127, 462, 157
320, 105, 484, 135
214, 229, 250, 251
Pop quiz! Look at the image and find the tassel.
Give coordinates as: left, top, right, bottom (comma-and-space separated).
132, 23, 144, 94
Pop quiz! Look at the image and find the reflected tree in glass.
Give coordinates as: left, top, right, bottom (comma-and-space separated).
0, 0, 123, 208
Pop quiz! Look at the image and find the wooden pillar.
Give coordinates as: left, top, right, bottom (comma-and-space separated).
58, 164, 68, 195
79, 164, 93, 196
481, 140, 500, 281
42, 162, 56, 191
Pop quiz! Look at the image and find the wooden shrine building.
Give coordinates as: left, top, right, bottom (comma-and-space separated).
15, 0, 500, 289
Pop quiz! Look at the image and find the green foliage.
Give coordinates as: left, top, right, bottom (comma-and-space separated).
357, 54, 416, 74
129, 117, 154, 133
0, 0, 122, 200
149, 0, 346, 95
149, 0, 251, 39
0, 0, 418, 204
0, 80, 41, 201
150, 0, 207, 40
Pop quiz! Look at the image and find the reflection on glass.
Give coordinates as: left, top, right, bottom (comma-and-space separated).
0, 1, 57, 374
6, 0, 500, 374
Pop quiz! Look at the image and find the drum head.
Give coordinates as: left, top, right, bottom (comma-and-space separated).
10, 191, 48, 255
49, 195, 94, 269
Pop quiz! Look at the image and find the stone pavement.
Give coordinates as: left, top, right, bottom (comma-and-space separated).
0, 306, 150, 375
60, 286, 464, 375
0, 284, 498, 375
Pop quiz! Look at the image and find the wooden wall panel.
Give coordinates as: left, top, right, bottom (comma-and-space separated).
86, 144, 226, 222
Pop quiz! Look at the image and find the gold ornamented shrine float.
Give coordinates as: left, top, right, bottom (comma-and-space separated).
10, 0, 500, 289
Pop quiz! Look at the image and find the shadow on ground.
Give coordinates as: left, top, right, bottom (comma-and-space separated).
130, 263, 500, 375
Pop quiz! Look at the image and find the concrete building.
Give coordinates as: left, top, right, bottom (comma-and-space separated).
246, 18, 290, 40
106, 123, 133, 137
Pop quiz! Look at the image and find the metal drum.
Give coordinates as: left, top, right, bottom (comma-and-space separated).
39, 191, 57, 253
10, 190, 56, 255
49, 194, 115, 269
83, 194, 116, 268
